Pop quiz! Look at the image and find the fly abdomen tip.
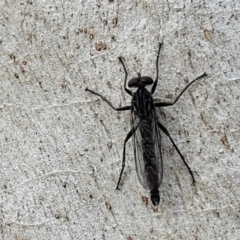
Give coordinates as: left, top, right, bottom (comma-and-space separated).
150, 189, 160, 206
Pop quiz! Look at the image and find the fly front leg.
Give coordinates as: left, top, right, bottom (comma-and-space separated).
154, 72, 207, 107
116, 126, 137, 190
151, 42, 163, 95
86, 88, 131, 111
118, 57, 132, 96
157, 121, 196, 184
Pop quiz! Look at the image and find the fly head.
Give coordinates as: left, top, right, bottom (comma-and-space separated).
128, 76, 153, 88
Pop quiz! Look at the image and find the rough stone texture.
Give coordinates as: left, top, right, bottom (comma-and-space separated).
0, 1, 239, 239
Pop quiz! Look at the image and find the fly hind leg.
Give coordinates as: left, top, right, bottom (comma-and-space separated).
157, 121, 196, 184
116, 126, 137, 189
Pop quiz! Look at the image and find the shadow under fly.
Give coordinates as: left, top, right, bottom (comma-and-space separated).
86, 43, 207, 206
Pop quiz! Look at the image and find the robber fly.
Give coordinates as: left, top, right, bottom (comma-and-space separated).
86, 43, 207, 206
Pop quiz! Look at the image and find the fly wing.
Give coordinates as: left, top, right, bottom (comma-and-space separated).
132, 109, 163, 190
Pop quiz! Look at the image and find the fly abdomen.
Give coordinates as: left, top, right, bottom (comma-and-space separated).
145, 162, 159, 190
139, 118, 159, 190
140, 118, 156, 163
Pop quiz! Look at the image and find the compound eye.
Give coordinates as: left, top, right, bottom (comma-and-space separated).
141, 76, 153, 85
128, 77, 139, 87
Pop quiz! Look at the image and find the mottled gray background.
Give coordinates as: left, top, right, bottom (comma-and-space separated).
0, 0, 239, 239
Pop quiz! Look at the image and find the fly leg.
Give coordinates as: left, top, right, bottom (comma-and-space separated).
116, 126, 137, 190
86, 88, 131, 111
154, 73, 207, 107
157, 121, 196, 184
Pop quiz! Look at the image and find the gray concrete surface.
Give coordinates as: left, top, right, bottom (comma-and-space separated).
0, 0, 239, 239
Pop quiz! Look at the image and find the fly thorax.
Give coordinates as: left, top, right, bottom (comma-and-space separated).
132, 88, 154, 117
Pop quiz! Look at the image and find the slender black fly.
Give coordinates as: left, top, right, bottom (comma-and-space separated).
86, 43, 207, 206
